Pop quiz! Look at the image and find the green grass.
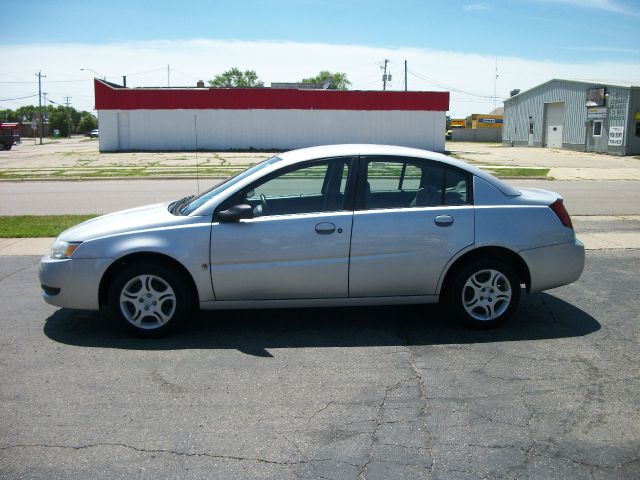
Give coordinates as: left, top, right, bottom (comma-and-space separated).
0, 165, 249, 180
483, 167, 550, 177
0, 215, 98, 238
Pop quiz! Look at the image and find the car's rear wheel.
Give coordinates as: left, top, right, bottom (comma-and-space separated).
108, 262, 193, 337
447, 259, 520, 328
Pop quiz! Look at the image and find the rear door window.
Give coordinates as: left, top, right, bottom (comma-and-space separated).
362, 157, 470, 209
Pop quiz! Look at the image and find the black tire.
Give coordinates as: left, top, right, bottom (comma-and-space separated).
0, 142, 6, 151
4, 143, 11, 151
107, 262, 194, 337
446, 258, 520, 329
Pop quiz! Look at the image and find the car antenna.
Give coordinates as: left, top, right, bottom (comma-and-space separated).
194, 114, 200, 194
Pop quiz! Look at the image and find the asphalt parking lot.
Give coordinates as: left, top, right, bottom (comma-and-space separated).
1, 250, 639, 479
1, 138, 639, 478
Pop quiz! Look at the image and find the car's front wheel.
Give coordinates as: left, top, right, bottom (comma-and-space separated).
447, 259, 520, 328
108, 262, 193, 337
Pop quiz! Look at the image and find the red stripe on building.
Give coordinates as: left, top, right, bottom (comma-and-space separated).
94, 79, 449, 111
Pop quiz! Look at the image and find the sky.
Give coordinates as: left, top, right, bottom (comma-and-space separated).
1, 0, 639, 117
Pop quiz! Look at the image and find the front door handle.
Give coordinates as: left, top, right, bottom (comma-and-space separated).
315, 222, 336, 234
434, 215, 454, 227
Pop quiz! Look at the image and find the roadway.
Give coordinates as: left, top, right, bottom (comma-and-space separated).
1, 179, 639, 216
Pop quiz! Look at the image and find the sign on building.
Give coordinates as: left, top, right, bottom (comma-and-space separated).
587, 107, 607, 119
608, 126, 624, 146
585, 87, 606, 107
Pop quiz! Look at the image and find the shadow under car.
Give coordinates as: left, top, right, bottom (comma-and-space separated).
43, 292, 600, 357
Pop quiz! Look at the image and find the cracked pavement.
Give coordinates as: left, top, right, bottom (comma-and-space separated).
1, 250, 639, 479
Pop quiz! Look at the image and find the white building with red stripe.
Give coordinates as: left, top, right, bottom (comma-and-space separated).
94, 79, 449, 152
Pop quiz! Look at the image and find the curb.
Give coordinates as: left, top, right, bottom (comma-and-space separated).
0, 175, 553, 182
0, 176, 228, 182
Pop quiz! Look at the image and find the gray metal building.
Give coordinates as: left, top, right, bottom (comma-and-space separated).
503, 79, 640, 155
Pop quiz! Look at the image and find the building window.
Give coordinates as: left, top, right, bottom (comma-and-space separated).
636, 122, 640, 137
593, 120, 603, 137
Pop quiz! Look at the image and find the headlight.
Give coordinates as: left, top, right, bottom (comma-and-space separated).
50, 240, 82, 259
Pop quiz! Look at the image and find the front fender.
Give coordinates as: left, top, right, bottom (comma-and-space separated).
75, 222, 215, 302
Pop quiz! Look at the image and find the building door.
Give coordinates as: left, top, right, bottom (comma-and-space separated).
544, 102, 564, 148
117, 112, 130, 151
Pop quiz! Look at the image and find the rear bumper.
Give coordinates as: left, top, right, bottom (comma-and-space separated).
520, 239, 585, 293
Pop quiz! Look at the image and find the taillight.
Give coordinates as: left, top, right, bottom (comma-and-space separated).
549, 198, 573, 229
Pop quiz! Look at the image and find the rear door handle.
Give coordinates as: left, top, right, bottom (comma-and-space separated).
315, 222, 336, 234
434, 215, 454, 226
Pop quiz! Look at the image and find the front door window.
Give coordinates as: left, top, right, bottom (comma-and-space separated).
240, 158, 351, 218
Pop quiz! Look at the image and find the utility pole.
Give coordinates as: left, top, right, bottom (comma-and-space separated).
404, 60, 408, 91
35, 71, 46, 145
382, 59, 390, 91
64, 96, 72, 138
494, 58, 498, 111
36, 71, 47, 145
167, 64, 170, 87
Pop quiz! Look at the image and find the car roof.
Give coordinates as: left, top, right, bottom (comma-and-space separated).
279, 144, 521, 196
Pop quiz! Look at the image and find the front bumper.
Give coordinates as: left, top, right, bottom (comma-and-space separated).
39, 256, 113, 310
520, 239, 585, 293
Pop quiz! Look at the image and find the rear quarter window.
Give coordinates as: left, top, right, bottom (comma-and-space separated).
444, 168, 469, 205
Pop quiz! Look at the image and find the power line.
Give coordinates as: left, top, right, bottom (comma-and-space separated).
46, 79, 88, 83
0, 79, 87, 84
126, 67, 167, 77
350, 72, 380, 85
352, 79, 380, 89
42, 95, 63, 106
408, 69, 506, 100
170, 68, 200, 80
0, 93, 39, 101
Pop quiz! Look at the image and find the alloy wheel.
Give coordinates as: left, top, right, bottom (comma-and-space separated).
119, 274, 177, 329
461, 269, 512, 321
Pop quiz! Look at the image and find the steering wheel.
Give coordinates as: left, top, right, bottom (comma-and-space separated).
260, 194, 270, 216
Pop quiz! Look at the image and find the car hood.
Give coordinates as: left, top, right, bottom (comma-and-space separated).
59, 202, 190, 242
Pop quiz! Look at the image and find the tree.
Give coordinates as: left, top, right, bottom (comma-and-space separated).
15, 105, 38, 123
1, 109, 18, 122
47, 106, 72, 137
300, 71, 351, 90
77, 113, 98, 134
1, 104, 95, 135
208, 68, 264, 88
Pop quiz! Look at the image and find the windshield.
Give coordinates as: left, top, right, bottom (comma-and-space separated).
180, 155, 283, 215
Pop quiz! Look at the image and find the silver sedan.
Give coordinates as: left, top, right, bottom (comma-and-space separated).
39, 144, 584, 336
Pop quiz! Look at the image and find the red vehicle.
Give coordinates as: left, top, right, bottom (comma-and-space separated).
0, 123, 21, 150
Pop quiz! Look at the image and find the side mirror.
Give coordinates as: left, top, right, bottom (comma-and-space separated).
218, 204, 254, 222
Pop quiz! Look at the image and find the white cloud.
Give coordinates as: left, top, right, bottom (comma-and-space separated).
464, 3, 490, 12
560, 46, 640, 54
1, 39, 639, 117
534, 0, 639, 16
